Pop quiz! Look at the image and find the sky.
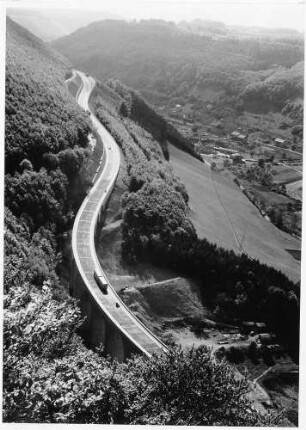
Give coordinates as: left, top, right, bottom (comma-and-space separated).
2, 0, 305, 31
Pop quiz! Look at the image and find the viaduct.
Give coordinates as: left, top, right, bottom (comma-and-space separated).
69, 71, 168, 361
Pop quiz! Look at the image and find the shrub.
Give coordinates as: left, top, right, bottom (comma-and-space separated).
226, 346, 245, 364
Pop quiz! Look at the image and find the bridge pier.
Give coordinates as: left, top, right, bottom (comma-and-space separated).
106, 328, 125, 361
70, 260, 139, 361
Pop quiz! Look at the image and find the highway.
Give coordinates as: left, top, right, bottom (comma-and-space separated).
71, 71, 168, 358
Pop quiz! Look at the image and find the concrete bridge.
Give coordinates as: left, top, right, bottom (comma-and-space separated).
70, 71, 168, 361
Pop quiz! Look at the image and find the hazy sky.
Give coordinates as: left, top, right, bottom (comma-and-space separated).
3, 0, 305, 31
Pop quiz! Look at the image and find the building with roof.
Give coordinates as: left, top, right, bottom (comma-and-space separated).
231, 131, 247, 142
275, 138, 286, 146
257, 333, 275, 345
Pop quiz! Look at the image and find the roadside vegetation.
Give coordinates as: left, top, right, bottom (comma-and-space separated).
92, 80, 197, 265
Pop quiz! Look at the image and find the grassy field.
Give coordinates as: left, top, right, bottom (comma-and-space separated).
286, 180, 303, 201
169, 144, 301, 282
272, 166, 302, 185
252, 185, 294, 206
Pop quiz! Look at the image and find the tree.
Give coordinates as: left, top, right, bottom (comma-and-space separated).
261, 170, 273, 187
291, 125, 303, 139
19, 159, 33, 172
121, 347, 277, 426
3, 283, 117, 424
5, 168, 69, 229
261, 345, 275, 366
119, 101, 129, 117
210, 161, 217, 171
226, 346, 245, 364
223, 158, 230, 168
247, 341, 260, 364
258, 158, 265, 169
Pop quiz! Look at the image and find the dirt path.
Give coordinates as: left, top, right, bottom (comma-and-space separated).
253, 366, 274, 384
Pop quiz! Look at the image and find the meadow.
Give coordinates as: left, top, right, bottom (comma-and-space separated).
169, 144, 301, 282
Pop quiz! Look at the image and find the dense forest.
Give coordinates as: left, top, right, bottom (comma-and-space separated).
4, 17, 280, 425
91, 79, 300, 357
53, 19, 304, 119
91, 80, 197, 261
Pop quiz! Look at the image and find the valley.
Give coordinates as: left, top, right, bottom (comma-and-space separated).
3, 10, 303, 427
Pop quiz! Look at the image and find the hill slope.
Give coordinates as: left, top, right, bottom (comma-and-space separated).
5, 16, 91, 290
5, 17, 90, 176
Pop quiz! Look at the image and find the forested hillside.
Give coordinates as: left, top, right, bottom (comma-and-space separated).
53, 19, 304, 117
92, 77, 300, 421
90, 78, 300, 359
240, 61, 304, 113
91, 80, 197, 262
4, 18, 278, 425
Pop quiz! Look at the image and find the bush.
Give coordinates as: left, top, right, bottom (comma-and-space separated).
261, 345, 275, 366
247, 341, 260, 364
226, 346, 245, 364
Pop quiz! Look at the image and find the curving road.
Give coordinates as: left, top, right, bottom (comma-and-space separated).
71, 71, 168, 358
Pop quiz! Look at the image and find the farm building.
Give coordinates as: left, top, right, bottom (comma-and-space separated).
242, 321, 256, 333
257, 333, 275, 345
242, 321, 267, 334
230, 153, 244, 164
231, 131, 247, 142
214, 146, 237, 154
255, 322, 267, 332
268, 344, 283, 353
275, 137, 286, 146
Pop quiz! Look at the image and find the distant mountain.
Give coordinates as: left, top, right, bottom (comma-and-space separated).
178, 19, 303, 40
52, 19, 303, 118
7, 8, 123, 41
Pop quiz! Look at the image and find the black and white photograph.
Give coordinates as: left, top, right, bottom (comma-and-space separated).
1, 0, 304, 427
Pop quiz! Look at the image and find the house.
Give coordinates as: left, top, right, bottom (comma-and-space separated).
242, 321, 256, 333
255, 322, 267, 332
257, 333, 275, 345
275, 138, 286, 146
230, 153, 243, 164
267, 344, 283, 353
214, 146, 236, 155
231, 131, 247, 142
